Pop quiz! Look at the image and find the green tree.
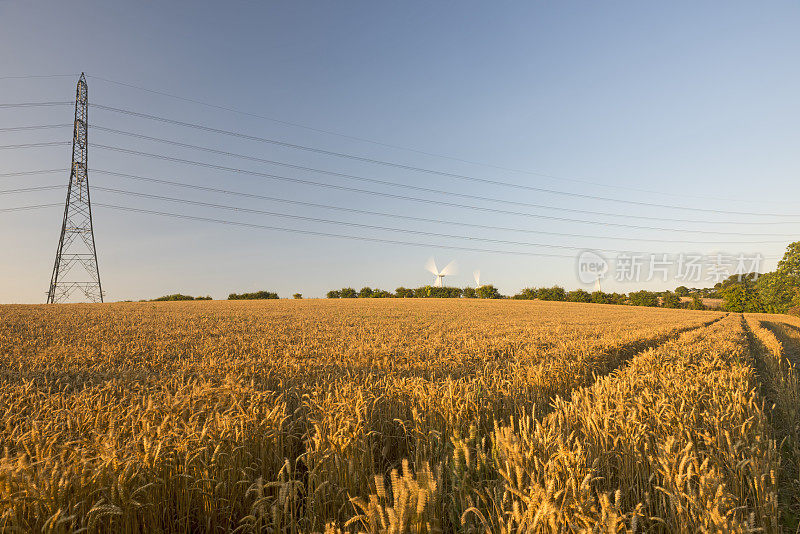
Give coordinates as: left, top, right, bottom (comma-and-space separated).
413, 286, 433, 298
756, 271, 796, 313
476, 284, 502, 299
566, 289, 591, 303
421, 286, 462, 298
513, 287, 538, 300
358, 287, 374, 298
767, 241, 800, 311
590, 291, 610, 304
629, 290, 659, 307
395, 287, 413, 298
777, 241, 800, 278
688, 295, 706, 310
152, 294, 195, 301
340, 287, 357, 298
720, 272, 766, 312
538, 286, 566, 301
326, 290, 341, 299
661, 292, 680, 308
674, 286, 690, 297
462, 286, 477, 298
722, 282, 765, 312
609, 293, 628, 305
228, 291, 278, 300
719, 272, 760, 289
292, 293, 302, 299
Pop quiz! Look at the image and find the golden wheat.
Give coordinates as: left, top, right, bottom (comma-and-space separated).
2, 299, 798, 532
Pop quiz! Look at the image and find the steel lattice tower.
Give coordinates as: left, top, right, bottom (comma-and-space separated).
47, 73, 103, 304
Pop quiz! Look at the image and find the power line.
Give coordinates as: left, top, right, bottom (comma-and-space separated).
0, 101, 72, 109
86, 74, 786, 205
91, 201, 584, 259
0, 202, 62, 213
91, 124, 800, 223
0, 124, 71, 132
90, 105, 794, 215
92, 202, 782, 260
91, 143, 800, 236
0, 197, 782, 260
93, 185, 782, 255
0, 74, 75, 80
0, 169, 67, 178
0, 185, 63, 194
0, 141, 71, 150
93, 168, 788, 246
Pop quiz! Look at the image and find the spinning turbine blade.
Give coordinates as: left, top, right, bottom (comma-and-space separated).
473, 270, 481, 287
425, 257, 440, 276
440, 260, 457, 276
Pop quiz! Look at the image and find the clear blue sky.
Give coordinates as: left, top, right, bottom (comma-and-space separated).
1, 1, 799, 302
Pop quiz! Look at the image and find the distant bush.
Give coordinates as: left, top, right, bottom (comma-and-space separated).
413, 286, 430, 298
358, 287, 374, 298
538, 286, 566, 302
661, 292, 681, 308
688, 295, 706, 310
340, 287, 358, 299
590, 291, 609, 304
152, 294, 197, 301
609, 293, 628, 305
476, 284, 502, 299
629, 290, 659, 307
512, 288, 538, 300
324, 285, 495, 299
395, 287, 414, 298
292, 293, 302, 299
413, 286, 463, 298
228, 291, 279, 300
566, 289, 591, 303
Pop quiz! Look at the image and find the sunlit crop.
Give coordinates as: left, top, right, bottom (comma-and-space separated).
0, 299, 797, 532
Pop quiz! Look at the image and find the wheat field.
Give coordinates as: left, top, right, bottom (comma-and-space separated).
0, 299, 798, 532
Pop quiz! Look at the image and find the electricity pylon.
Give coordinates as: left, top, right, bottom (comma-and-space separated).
47, 73, 103, 303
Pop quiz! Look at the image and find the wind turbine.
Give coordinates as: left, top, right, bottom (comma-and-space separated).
425, 257, 457, 287
473, 270, 481, 288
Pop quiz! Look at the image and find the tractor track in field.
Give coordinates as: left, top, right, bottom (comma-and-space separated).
537, 312, 729, 416
763, 320, 800, 366
742, 314, 800, 532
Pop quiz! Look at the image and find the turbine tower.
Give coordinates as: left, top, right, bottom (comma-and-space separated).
47, 73, 103, 303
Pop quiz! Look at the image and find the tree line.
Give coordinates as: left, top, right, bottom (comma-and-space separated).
150, 294, 212, 301
227, 291, 279, 300
147, 291, 278, 301
143, 242, 800, 314
326, 284, 503, 299
324, 284, 705, 308
715, 242, 800, 313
